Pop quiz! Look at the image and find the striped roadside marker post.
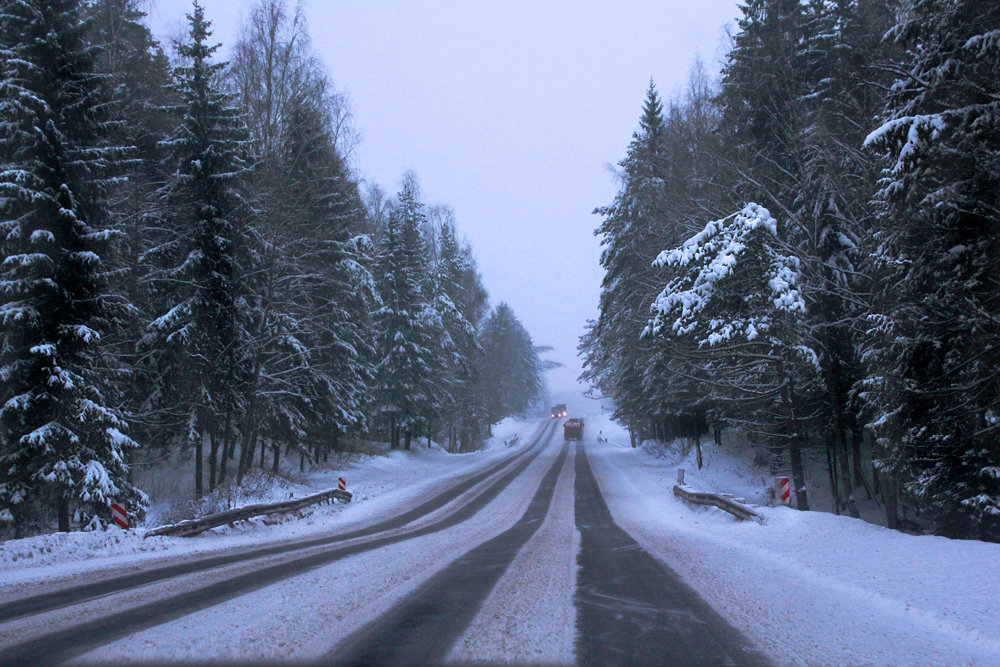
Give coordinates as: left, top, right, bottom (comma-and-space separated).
338, 477, 346, 491
110, 503, 128, 530
774, 477, 791, 506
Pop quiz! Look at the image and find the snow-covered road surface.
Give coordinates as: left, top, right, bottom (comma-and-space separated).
2, 414, 998, 666
0, 421, 559, 664
0, 420, 764, 666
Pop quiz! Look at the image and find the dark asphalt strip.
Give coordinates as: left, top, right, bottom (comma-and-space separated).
0, 420, 553, 625
327, 441, 571, 667
0, 425, 557, 666
574, 443, 771, 667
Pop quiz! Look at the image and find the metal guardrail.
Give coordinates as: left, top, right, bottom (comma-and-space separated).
672, 469, 764, 524
145, 487, 353, 538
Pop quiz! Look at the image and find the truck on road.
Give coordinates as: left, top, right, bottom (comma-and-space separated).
551, 404, 567, 418
563, 418, 583, 440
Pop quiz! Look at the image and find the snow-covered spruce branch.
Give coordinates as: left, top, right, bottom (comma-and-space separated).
644, 203, 807, 349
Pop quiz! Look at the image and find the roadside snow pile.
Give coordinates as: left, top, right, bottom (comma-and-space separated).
638, 435, 771, 507
587, 413, 1000, 666
0, 420, 539, 589
0, 529, 176, 568
480, 417, 528, 450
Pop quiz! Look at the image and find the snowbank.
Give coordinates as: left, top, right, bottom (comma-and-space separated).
587, 413, 1000, 666
0, 420, 541, 592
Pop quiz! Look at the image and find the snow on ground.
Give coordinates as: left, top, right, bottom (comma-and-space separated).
0, 417, 539, 594
584, 411, 1000, 667
448, 442, 579, 665
72, 426, 564, 664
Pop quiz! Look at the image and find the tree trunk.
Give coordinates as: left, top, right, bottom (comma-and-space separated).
57, 496, 70, 532
865, 429, 882, 500
777, 363, 808, 511
236, 429, 256, 486
195, 426, 203, 498
827, 437, 840, 515
836, 436, 860, 518
216, 408, 235, 486
884, 478, 899, 530
788, 433, 809, 511
271, 444, 280, 474
851, 429, 870, 498
404, 428, 412, 451
820, 329, 858, 517
694, 430, 703, 469
208, 429, 219, 493
237, 387, 262, 485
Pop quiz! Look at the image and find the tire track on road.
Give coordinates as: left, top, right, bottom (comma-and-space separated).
0, 423, 557, 666
0, 420, 552, 624
574, 442, 770, 667
329, 441, 571, 666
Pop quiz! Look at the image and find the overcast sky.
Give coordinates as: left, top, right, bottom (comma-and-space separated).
148, 0, 741, 394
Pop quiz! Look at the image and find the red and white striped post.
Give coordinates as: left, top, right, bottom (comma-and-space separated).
110, 503, 128, 530
774, 477, 791, 506
338, 477, 346, 491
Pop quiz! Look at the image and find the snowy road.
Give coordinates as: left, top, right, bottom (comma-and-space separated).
0, 421, 768, 666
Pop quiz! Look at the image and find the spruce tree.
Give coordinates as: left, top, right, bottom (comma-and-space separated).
645, 203, 816, 509
480, 303, 542, 424
272, 88, 375, 473
83, 0, 177, 481
434, 222, 486, 450
585, 83, 670, 436
0, 0, 145, 533
147, 1, 252, 496
863, 0, 1000, 538
372, 182, 437, 450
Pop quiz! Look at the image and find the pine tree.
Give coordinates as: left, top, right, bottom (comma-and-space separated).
645, 203, 817, 509
585, 83, 670, 437
147, 1, 252, 496
0, 0, 146, 533
83, 0, 177, 483
372, 182, 438, 450
480, 303, 542, 424
432, 221, 485, 450
862, 0, 1000, 538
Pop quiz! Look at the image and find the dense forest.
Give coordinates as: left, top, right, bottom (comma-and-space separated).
582, 0, 999, 540
0, 0, 545, 536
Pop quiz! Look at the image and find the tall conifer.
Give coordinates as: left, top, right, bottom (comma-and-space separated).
0, 0, 145, 532
147, 1, 252, 496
